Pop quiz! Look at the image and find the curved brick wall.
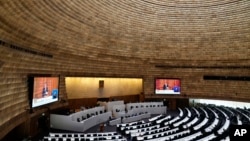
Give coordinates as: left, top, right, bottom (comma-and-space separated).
0, 0, 249, 139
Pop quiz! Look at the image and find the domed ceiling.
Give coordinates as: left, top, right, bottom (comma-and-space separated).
0, 0, 249, 63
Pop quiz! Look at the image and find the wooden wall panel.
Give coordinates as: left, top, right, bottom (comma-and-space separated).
0, 47, 68, 139
67, 98, 98, 110
65, 77, 143, 99
67, 94, 140, 110
144, 68, 250, 102
110, 94, 140, 104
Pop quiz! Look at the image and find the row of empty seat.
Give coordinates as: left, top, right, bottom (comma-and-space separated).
43, 132, 127, 141
112, 102, 167, 118
45, 103, 250, 141
117, 105, 250, 141
50, 106, 112, 132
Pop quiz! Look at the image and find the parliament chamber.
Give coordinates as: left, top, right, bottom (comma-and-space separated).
0, 0, 249, 141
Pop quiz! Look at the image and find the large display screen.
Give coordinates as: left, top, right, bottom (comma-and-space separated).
155, 78, 181, 94
31, 77, 59, 108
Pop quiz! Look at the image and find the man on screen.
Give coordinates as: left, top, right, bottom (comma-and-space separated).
42, 82, 49, 97
163, 83, 168, 90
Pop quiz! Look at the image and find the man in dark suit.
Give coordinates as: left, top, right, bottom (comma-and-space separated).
42, 83, 48, 97
163, 83, 168, 90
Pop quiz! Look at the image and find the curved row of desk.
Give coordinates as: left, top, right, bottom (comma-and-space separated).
47, 102, 250, 141
118, 105, 249, 141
